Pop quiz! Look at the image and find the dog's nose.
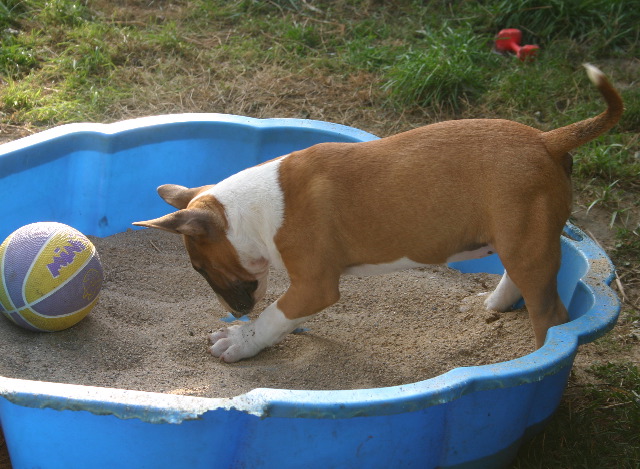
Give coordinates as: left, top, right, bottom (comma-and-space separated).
225, 280, 258, 316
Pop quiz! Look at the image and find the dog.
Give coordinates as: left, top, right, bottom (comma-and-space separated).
134, 64, 623, 363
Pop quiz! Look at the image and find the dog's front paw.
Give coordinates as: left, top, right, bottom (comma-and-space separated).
209, 324, 262, 363
209, 303, 309, 363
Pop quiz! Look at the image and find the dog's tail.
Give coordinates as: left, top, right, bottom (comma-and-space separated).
542, 64, 623, 158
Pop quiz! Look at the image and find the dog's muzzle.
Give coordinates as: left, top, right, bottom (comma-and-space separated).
223, 279, 258, 316
210, 279, 258, 316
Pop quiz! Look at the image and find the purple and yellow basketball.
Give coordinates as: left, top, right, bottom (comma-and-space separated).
0, 222, 103, 332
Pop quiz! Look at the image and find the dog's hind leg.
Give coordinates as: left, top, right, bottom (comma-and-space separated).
519, 277, 568, 349
484, 271, 522, 312
494, 230, 569, 349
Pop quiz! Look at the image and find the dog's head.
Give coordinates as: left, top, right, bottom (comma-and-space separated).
133, 184, 269, 317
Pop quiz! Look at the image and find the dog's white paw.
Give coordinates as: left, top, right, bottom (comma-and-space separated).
484, 271, 522, 312
208, 302, 310, 363
484, 293, 510, 312
209, 324, 261, 363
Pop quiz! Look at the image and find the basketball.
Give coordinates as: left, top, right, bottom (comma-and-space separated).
0, 222, 103, 332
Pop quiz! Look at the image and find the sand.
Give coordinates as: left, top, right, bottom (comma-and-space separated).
0, 229, 534, 398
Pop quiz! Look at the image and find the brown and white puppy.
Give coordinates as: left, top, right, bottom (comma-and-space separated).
134, 65, 623, 363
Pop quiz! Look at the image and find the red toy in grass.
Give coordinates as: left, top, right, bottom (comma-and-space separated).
495, 28, 539, 61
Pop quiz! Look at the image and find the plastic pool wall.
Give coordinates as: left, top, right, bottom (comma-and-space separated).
0, 115, 620, 468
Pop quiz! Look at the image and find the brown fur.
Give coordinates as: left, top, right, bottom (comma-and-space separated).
135, 65, 623, 351
273, 67, 622, 347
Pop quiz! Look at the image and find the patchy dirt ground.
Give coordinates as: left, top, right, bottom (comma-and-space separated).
0, 124, 35, 145
570, 202, 640, 370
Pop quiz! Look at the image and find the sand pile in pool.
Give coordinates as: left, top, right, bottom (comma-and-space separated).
0, 229, 534, 398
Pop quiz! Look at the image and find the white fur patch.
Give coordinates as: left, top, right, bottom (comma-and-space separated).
446, 244, 496, 263
194, 157, 287, 270
583, 63, 604, 87
484, 270, 522, 311
344, 257, 428, 276
209, 302, 308, 362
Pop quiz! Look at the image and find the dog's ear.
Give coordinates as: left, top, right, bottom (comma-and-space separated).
133, 209, 225, 239
157, 184, 215, 209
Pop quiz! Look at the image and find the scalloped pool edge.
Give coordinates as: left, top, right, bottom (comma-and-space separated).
0, 114, 621, 467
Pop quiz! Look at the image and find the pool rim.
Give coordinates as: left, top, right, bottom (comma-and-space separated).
0, 113, 621, 424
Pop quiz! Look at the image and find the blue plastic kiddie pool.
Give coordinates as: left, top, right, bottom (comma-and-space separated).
0, 114, 620, 468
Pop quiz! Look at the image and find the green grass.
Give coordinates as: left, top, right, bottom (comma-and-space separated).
382, 25, 501, 112
514, 362, 640, 468
1, 2, 639, 466
0, 0, 24, 29
37, 0, 91, 26
3, 0, 639, 123
615, 228, 640, 263
478, 0, 640, 55
0, 35, 37, 77
1, 1, 112, 123
575, 138, 640, 183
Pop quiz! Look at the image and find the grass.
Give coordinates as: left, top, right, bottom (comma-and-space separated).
1, 1, 639, 467
514, 362, 640, 468
574, 137, 640, 231
479, 0, 640, 54
382, 25, 500, 112
575, 139, 640, 182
